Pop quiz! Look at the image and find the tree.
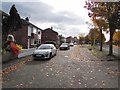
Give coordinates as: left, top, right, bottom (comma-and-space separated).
8, 4, 22, 32
84, 1, 120, 55
84, 35, 90, 44
87, 28, 106, 46
88, 28, 99, 45
113, 31, 120, 46
92, 17, 108, 51
97, 33, 106, 44
2, 4, 22, 45
79, 33, 85, 44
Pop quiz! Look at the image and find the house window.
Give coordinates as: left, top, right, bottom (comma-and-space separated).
28, 26, 32, 36
31, 39, 34, 45
38, 31, 41, 34
38, 29, 41, 34
39, 40, 41, 44
33, 27, 37, 34
3, 16, 6, 19
34, 40, 37, 44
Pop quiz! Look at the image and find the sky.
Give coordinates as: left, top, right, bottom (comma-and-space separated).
1, 0, 110, 41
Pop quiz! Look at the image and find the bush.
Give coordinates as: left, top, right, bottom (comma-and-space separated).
16, 44, 23, 50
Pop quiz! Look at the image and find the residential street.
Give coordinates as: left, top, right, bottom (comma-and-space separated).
1, 1, 120, 89
2, 45, 118, 88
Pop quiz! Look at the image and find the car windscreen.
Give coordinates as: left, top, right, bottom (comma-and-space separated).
60, 45, 68, 47
62, 43, 68, 45
38, 45, 51, 49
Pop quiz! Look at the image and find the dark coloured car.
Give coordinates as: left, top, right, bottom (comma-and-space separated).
59, 43, 70, 50
44, 41, 56, 47
69, 42, 74, 46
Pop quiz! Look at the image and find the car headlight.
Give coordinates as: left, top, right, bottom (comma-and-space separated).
43, 52, 49, 57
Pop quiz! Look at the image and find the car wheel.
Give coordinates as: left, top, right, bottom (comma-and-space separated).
54, 53, 56, 56
54, 50, 57, 56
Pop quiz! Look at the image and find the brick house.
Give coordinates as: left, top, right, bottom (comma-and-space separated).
41, 27, 59, 44
66, 36, 73, 43
73, 37, 79, 44
1, 10, 42, 49
12, 19, 42, 49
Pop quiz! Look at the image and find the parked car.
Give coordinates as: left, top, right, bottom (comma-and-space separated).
59, 43, 70, 50
62, 43, 69, 46
44, 41, 56, 47
44, 41, 59, 49
74, 42, 77, 45
69, 42, 74, 46
32, 44, 57, 60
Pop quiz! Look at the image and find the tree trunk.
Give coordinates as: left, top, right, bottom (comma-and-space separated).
93, 38, 96, 45
108, 27, 114, 56
100, 28, 102, 51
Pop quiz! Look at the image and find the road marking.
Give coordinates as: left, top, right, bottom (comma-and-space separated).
65, 56, 68, 58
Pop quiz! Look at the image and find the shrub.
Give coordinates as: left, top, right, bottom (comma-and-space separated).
16, 44, 23, 50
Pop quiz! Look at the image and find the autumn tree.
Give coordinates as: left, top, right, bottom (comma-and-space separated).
84, 35, 90, 44
113, 31, 120, 46
96, 33, 106, 44
88, 28, 99, 45
92, 18, 108, 51
87, 27, 106, 46
84, 1, 120, 55
79, 34, 85, 44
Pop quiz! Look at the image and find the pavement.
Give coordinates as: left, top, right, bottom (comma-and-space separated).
97, 45, 119, 57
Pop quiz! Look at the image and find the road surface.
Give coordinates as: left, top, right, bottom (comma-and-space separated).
2, 45, 118, 88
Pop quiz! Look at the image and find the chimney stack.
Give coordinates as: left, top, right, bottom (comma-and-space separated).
25, 17, 29, 22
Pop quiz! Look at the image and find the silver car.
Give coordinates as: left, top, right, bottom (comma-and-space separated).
32, 44, 57, 60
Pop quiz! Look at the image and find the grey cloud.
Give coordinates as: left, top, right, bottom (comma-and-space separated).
2, 2, 86, 26
67, 27, 81, 36
2, 2, 53, 19
53, 24, 66, 30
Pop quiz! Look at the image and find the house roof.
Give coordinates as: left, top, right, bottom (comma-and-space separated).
66, 36, 72, 39
1, 10, 42, 31
21, 19, 42, 30
42, 28, 58, 35
0, 10, 9, 17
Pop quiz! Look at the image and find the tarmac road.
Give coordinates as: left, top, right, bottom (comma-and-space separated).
2, 45, 118, 88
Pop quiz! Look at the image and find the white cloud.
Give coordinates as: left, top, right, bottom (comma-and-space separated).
2, 0, 91, 37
